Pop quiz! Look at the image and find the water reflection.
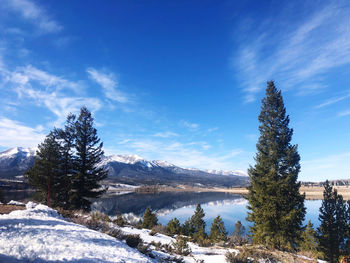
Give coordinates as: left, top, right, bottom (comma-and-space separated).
91, 192, 322, 234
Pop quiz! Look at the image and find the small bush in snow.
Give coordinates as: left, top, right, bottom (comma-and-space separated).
172, 236, 191, 256
225, 252, 252, 263
137, 242, 151, 255
150, 224, 167, 236
106, 228, 124, 240
91, 211, 111, 222
114, 215, 125, 227
125, 234, 142, 248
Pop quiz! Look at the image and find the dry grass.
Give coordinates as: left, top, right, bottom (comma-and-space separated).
155, 185, 350, 200
0, 204, 26, 214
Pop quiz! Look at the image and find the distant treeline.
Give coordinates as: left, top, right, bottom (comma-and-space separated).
302, 180, 350, 187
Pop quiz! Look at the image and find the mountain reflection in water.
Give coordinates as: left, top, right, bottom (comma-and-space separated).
91, 191, 322, 235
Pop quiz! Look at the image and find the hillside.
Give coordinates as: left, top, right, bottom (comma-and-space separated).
0, 147, 249, 187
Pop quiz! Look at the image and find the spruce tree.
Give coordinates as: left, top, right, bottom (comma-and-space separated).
317, 180, 348, 263
27, 132, 62, 207
190, 204, 206, 234
209, 215, 228, 242
300, 220, 318, 253
69, 107, 107, 211
247, 81, 306, 250
54, 113, 76, 209
142, 207, 158, 229
232, 220, 247, 245
167, 217, 181, 235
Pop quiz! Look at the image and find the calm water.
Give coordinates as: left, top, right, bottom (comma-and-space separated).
4, 190, 322, 234
91, 192, 322, 234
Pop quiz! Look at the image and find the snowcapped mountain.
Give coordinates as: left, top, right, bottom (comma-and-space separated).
0, 147, 36, 179
0, 147, 249, 187
99, 154, 248, 187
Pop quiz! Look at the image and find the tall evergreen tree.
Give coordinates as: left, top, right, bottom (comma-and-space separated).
247, 81, 306, 250
54, 113, 76, 209
209, 215, 228, 242
190, 204, 206, 234
317, 180, 348, 263
69, 107, 107, 210
27, 132, 62, 207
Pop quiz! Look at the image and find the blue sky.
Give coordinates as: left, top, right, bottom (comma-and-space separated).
0, 0, 350, 182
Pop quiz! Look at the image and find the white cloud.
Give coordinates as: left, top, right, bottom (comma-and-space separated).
4, 0, 62, 33
87, 68, 129, 103
2, 64, 101, 126
153, 131, 179, 138
15, 87, 101, 126
207, 127, 219, 132
235, 2, 350, 102
0, 118, 46, 148
338, 110, 350, 117
315, 93, 350, 108
9, 65, 81, 93
181, 120, 199, 130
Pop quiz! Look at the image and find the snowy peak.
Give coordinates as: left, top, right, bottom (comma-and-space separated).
102, 154, 145, 165
205, 169, 248, 177
152, 160, 175, 168
0, 147, 36, 158
0, 147, 36, 179
0, 147, 249, 186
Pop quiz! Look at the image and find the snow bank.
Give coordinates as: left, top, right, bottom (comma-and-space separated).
120, 226, 237, 263
7, 200, 25, 206
0, 202, 152, 262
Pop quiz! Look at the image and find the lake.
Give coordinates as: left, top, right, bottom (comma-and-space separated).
91, 191, 322, 234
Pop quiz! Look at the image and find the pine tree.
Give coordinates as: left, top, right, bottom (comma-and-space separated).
233, 220, 245, 237
27, 132, 62, 207
317, 180, 348, 263
142, 207, 158, 229
54, 113, 76, 209
247, 81, 306, 250
69, 107, 107, 211
209, 215, 228, 242
190, 204, 206, 234
300, 220, 318, 253
232, 220, 247, 245
167, 217, 181, 235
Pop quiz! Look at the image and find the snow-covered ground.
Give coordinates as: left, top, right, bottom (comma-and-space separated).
0, 202, 152, 262
0, 202, 325, 263
120, 226, 237, 263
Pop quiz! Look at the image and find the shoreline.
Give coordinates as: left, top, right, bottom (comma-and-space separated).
108, 185, 350, 200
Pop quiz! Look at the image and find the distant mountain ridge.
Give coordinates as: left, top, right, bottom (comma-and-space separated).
0, 147, 249, 187
0, 147, 36, 179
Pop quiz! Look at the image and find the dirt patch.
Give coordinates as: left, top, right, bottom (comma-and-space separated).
0, 204, 26, 214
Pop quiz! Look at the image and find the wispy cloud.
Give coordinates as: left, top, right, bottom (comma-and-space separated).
0, 118, 46, 148
3, 0, 62, 33
153, 131, 179, 138
207, 127, 219, 133
15, 87, 101, 126
315, 92, 350, 108
87, 68, 129, 103
338, 110, 350, 117
3, 65, 101, 126
180, 120, 199, 130
235, 2, 350, 102
9, 65, 81, 93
